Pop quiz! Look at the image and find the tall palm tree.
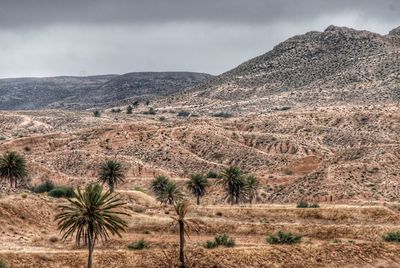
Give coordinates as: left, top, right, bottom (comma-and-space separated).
217, 166, 247, 205
171, 200, 198, 268
0, 151, 27, 188
98, 160, 125, 192
246, 175, 260, 204
151, 176, 183, 205
186, 174, 209, 205
55, 184, 128, 268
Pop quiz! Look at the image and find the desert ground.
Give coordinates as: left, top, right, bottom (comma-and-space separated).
0, 105, 399, 267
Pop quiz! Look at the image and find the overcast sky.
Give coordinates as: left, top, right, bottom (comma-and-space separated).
1, 0, 400, 78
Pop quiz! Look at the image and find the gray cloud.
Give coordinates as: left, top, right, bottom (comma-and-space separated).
0, 0, 399, 78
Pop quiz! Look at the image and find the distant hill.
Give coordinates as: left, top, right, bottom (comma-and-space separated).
0, 72, 212, 110
168, 25, 400, 114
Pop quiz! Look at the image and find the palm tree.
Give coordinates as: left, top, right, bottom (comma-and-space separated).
151, 176, 183, 205
186, 174, 209, 205
55, 184, 128, 268
217, 166, 247, 205
246, 175, 260, 204
171, 200, 198, 268
0, 151, 27, 188
98, 160, 125, 192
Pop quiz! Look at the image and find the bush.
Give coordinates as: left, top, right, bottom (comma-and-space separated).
159, 116, 166, 121
48, 186, 74, 198
21, 194, 27, 199
266, 231, 301, 244
215, 234, 235, 247
296, 201, 319, 208
128, 239, 150, 250
33, 180, 55, 193
0, 136, 6, 141
126, 105, 133, 114
206, 171, 219, 178
383, 231, 400, 242
177, 111, 190, 117
93, 110, 101, 117
204, 240, 218, 249
0, 259, 7, 268
204, 234, 235, 249
212, 112, 232, 118
143, 107, 156, 115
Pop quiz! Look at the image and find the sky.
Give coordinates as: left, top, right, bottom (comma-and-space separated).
1, 0, 400, 78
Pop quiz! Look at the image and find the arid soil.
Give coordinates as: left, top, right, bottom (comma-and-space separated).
0, 105, 399, 267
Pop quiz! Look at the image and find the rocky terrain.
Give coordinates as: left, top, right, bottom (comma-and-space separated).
0, 72, 212, 110
163, 25, 400, 114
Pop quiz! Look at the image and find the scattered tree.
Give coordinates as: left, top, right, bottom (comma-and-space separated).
171, 200, 198, 268
0, 151, 27, 188
245, 175, 260, 204
56, 184, 128, 268
217, 166, 247, 205
93, 110, 101, 117
132, 100, 139, 108
151, 176, 182, 205
98, 160, 125, 192
186, 174, 209, 205
126, 105, 133, 114
145, 100, 150, 106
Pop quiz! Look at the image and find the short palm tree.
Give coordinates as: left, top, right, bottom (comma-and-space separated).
186, 174, 209, 205
98, 160, 125, 192
171, 200, 198, 268
55, 184, 128, 268
151, 176, 183, 205
246, 175, 260, 204
217, 166, 247, 205
0, 151, 27, 188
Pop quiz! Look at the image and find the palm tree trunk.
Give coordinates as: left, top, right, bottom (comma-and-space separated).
179, 220, 185, 268
87, 235, 94, 268
9, 175, 13, 188
196, 195, 200, 205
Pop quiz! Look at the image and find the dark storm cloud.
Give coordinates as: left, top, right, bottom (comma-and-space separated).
0, 0, 399, 28
0, 0, 399, 78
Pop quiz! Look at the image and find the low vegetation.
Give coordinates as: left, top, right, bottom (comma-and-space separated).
266, 231, 302, 244
48, 186, 74, 198
127, 239, 150, 250
383, 231, 400, 242
212, 112, 232, 118
296, 201, 320, 208
0, 259, 7, 268
204, 234, 235, 249
33, 180, 55, 193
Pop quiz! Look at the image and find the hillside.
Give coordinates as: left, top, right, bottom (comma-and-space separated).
0, 72, 212, 110
165, 25, 400, 114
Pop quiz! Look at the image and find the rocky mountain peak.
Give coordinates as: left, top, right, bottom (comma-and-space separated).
389, 26, 400, 36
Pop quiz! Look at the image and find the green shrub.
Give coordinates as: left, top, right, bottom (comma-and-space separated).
33, 180, 55, 193
177, 111, 190, 117
204, 234, 235, 249
296, 201, 319, 208
296, 201, 309, 208
159, 116, 166, 122
204, 240, 218, 249
266, 231, 301, 244
126, 105, 133, 114
21, 194, 27, 199
383, 231, 400, 242
128, 239, 150, 250
215, 234, 235, 247
206, 171, 219, 178
0, 136, 6, 141
133, 186, 146, 193
93, 110, 101, 117
48, 186, 74, 198
212, 112, 232, 118
0, 259, 7, 268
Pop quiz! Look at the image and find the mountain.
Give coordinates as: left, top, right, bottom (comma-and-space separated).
169, 25, 400, 114
0, 72, 212, 110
